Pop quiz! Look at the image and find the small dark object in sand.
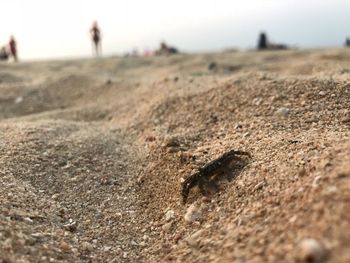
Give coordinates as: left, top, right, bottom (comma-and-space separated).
208, 62, 218, 71
181, 149, 251, 203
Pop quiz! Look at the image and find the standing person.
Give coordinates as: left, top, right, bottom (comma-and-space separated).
9, 36, 18, 62
90, 21, 101, 56
0, 46, 9, 61
257, 32, 268, 50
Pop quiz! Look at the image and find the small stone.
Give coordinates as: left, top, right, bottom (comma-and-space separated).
23, 217, 33, 224
319, 91, 326, 96
140, 241, 147, 247
63, 221, 77, 232
297, 238, 326, 263
312, 176, 322, 187
289, 215, 297, 224
162, 222, 173, 232
59, 241, 71, 252
186, 230, 204, 247
15, 96, 23, 104
276, 107, 290, 117
243, 132, 250, 138
165, 210, 175, 222
174, 233, 182, 243
81, 241, 93, 252
184, 204, 202, 223
103, 246, 112, 252
51, 193, 60, 200
253, 97, 263, 106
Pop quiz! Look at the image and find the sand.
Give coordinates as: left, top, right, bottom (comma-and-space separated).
0, 49, 350, 262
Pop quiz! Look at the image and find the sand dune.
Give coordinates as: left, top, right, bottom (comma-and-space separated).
1, 49, 350, 262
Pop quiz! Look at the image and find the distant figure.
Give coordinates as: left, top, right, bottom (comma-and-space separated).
345, 37, 350, 47
258, 32, 268, 50
0, 46, 9, 61
155, 42, 178, 56
9, 36, 18, 62
90, 21, 101, 56
257, 32, 288, 51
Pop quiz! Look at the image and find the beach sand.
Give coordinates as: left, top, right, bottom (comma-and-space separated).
1, 49, 350, 262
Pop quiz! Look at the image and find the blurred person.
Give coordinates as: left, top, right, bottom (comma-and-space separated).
345, 37, 350, 47
155, 42, 178, 56
257, 32, 288, 50
9, 36, 18, 62
257, 32, 268, 50
90, 21, 102, 56
0, 46, 9, 61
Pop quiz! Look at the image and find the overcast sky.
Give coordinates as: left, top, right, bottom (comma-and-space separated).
1, 0, 350, 60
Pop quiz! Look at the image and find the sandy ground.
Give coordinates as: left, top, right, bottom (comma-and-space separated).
0, 48, 350, 262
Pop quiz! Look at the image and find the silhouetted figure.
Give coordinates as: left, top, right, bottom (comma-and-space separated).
155, 42, 178, 56
90, 21, 101, 56
0, 46, 9, 61
345, 37, 350, 47
9, 36, 18, 62
257, 32, 288, 51
258, 32, 268, 50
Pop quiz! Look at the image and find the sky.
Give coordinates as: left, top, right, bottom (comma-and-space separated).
0, 0, 350, 60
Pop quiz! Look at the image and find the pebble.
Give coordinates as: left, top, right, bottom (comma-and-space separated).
63, 221, 77, 232
186, 230, 204, 247
23, 217, 33, 224
275, 107, 290, 117
312, 176, 322, 187
253, 97, 263, 106
140, 241, 147, 247
51, 193, 60, 200
319, 91, 326, 96
184, 204, 202, 223
162, 222, 172, 233
297, 238, 326, 262
81, 241, 94, 252
103, 246, 111, 252
165, 210, 175, 222
59, 241, 71, 252
14, 96, 23, 104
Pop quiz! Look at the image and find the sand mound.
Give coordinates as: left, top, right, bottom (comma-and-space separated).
0, 121, 144, 262
1, 49, 350, 262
